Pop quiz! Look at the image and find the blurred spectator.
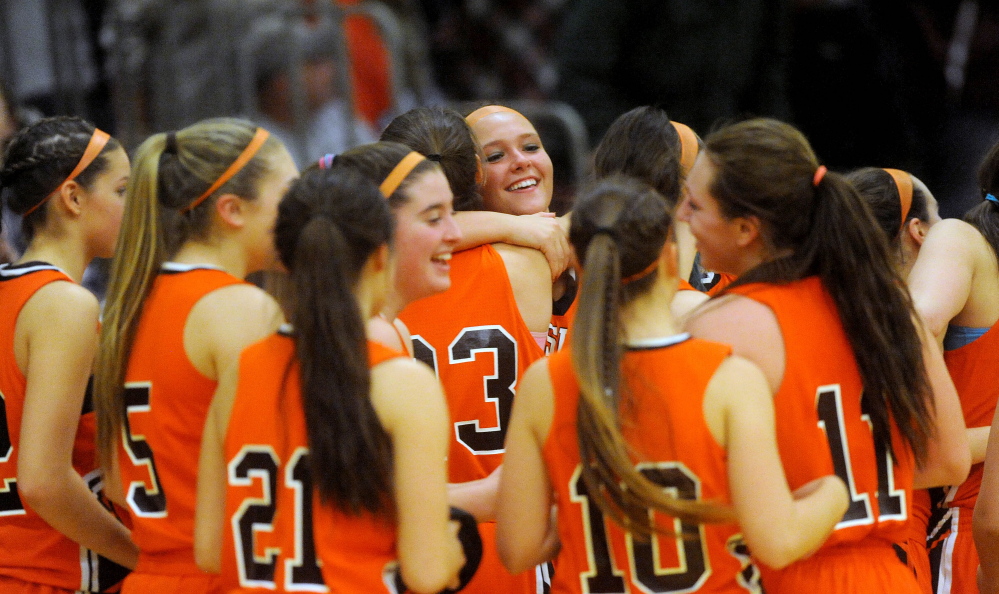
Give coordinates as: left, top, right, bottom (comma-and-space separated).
552, 0, 791, 142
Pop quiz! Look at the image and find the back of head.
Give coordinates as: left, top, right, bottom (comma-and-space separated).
592, 106, 684, 207
96, 117, 285, 469
965, 138, 999, 260
275, 166, 395, 514
328, 141, 437, 210
706, 118, 931, 465
0, 116, 121, 242
569, 176, 731, 536
380, 107, 482, 211
846, 167, 929, 247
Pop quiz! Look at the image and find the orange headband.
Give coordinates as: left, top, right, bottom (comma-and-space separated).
671, 121, 699, 175
883, 168, 913, 230
813, 166, 828, 187
181, 127, 270, 214
621, 259, 659, 285
379, 152, 426, 198
23, 128, 111, 217
465, 105, 527, 128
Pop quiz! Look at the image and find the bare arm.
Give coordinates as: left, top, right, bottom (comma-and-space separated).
707, 356, 848, 569
372, 358, 464, 593
908, 219, 977, 344
455, 211, 570, 281
193, 359, 241, 573
975, 405, 999, 593
494, 243, 554, 334
496, 359, 559, 573
913, 318, 971, 489
17, 282, 138, 568
448, 465, 501, 523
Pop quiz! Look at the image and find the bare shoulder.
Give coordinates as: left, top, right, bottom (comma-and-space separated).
685, 294, 784, 391
26, 280, 100, 319
494, 243, 550, 277
370, 356, 447, 431
492, 243, 552, 332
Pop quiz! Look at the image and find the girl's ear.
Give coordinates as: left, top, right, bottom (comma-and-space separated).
214, 193, 244, 228
57, 181, 84, 217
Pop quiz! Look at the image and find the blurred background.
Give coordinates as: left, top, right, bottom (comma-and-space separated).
1, 0, 997, 226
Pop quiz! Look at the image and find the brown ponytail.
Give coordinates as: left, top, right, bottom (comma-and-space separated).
709, 119, 932, 464
571, 176, 734, 538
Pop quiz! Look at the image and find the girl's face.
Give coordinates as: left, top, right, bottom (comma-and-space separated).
472, 112, 554, 215
676, 154, 746, 276
391, 168, 462, 304
81, 146, 130, 259
243, 146, 299, 274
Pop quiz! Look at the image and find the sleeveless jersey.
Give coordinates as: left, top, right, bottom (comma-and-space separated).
544, 338, 761, 594
0, 262, 127, 592
942, 321, 999, 509
220, 330, 405, 592
398, 244, 545, 594
729, 277, 917, 592
117, 263, 244, 580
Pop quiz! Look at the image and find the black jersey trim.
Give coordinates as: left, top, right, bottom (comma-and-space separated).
0, 261, 64, 281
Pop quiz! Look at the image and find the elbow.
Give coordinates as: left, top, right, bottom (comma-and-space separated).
746, 535, 801, 571
974, 503, 999, 549
400, 564, 455, 594
939, 447, 972, 488
17, 472, 58, 514
498, 540, 534, 576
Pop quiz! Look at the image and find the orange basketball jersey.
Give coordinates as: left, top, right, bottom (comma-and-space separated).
220, 330, 405, 592
0, 262, 128, 592
117, 263, 244, 587
543, 337, 760, 594
398, 244, 545, 594
730, 277, 918, 593
942, 322, 999, 510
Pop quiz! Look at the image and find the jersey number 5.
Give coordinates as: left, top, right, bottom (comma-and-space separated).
121, 383, 167, 517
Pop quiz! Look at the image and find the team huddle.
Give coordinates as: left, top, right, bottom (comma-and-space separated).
0, 102, 996, 594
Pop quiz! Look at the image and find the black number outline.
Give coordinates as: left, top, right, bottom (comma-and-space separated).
284, 448, 325, 591
448, 326, 518, 455
570, 463, 710, 593
229, 446, 281, 588
0, 388, 25, 517
815, 384, 907, 529
121, 382, 167, 517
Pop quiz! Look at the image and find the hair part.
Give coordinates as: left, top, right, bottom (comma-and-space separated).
380, 106, 482, 212
95, 117, 284, 469
0, 116, 121, 241
274, 166, 395, 515
708, 118, 932, 465
569, 176, 733, 537
592, 106, 685, 208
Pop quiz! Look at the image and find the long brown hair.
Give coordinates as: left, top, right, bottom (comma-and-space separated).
95, 118, 284, 469
708, 118, 932, 464
274, 166, 394, 515
570, 176, 734, 538
965, 138, 999, 260
846, 167, 930, 247
592, 106, 687, 208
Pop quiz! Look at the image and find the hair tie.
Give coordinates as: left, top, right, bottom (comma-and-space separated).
465, 105, 527, 128
426, 153, 442, 162
318, 153, 335, 170
181, 127, 269, 214
164, 131, 178, 155
380, 152, 426, 199
812, 165, 828, 188
883, 168, 913, 230
23, 128, 111, 217
671, 121, 699, 175
621, 259, 659, 285
986, 193, 999, 205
